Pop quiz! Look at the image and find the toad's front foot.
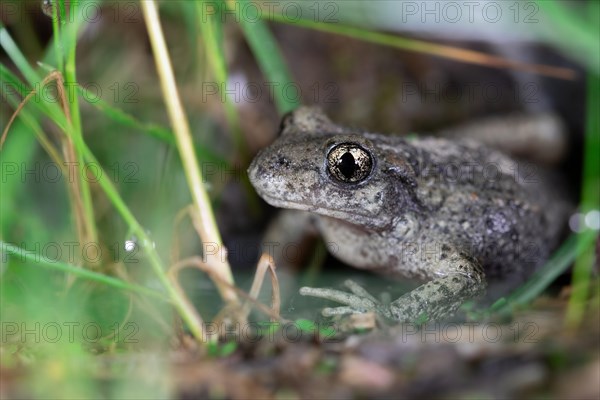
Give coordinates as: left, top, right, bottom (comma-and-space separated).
301, 269, 487, 323
300, 279, 393, 319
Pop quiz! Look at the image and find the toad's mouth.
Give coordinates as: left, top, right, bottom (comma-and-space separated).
257, 191, 390, 230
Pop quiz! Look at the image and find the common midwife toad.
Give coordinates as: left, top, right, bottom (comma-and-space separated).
248, 107, 570, 322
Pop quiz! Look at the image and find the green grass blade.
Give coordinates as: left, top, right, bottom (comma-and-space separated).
0, 118, 40, 241
0, 62, 31, 96
60, 0, 97, 245
265, 13, 575, 80
565, 52, 600, 327
226, 0, 299, 114
197, 0, 246, 159
0, 24, 39, 84
73, 83, 226, 165
1, 241, 168, 301
490, 231, 596, 316
50, 0, 64, 72
83, 94, 175, 144
536, 0, 600, 71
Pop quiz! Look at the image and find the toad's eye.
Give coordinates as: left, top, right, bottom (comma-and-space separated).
327, 143, 373, 183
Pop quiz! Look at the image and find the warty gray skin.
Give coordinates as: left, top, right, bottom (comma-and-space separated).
247, 106, 570, 322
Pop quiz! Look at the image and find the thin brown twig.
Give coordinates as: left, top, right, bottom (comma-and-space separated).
1, 71, 92, 260
242, 253, 281, 322
1, 72, 62, 148
168, 256, 286, 325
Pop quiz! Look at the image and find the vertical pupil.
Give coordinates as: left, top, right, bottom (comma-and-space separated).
338, 152, 356, 179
